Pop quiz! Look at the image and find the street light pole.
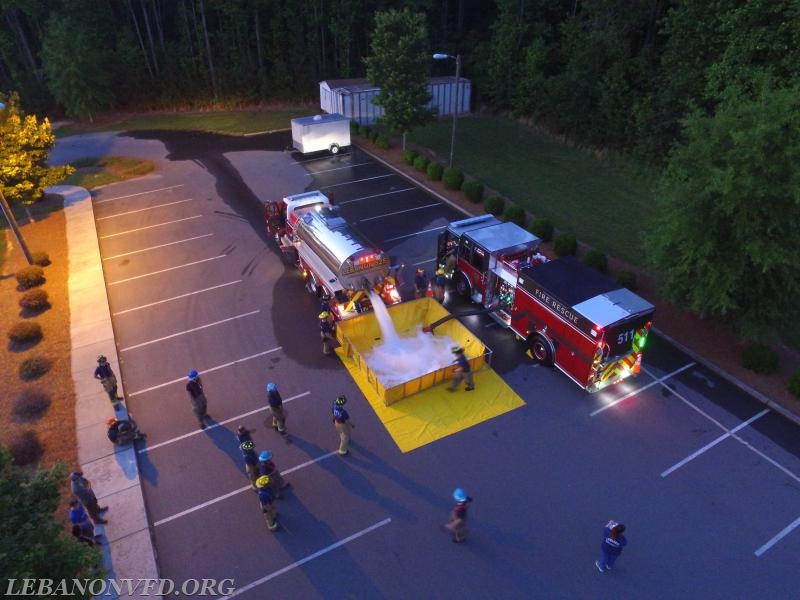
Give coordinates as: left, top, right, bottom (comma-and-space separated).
433, 53, 461, 169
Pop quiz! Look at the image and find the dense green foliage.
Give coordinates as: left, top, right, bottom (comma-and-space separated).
365, 10, 433, 142
616, 271, 638, 292
485, 196, 504, 216
403, 149, 419, 165
0, 448, 103, 591
442, 167, 464, 190
413, 155, 430, 172
426, 161, 443, 181
553, 234, 578, 257
529, 218, 553, 242
648, 86, 800, 338
0, 93, 73, 205
503, 205, 526, 227
741, 343, 780, 375
461, 180, 484, 203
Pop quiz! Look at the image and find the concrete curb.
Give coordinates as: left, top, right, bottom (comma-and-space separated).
356, 146, 800, 428
653, 326, 800, 428
56, 184, 161, 600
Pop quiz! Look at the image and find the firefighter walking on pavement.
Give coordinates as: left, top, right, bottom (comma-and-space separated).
255, 476, 279, 531
443, 488, 473, 543
448, 346, 475, 392
186, 370, 210, 429
240, 441, 259, 489
258, 450, 289, 498
266, 382, 287, 434
319, 311, 336, 355
332, 395, 354, 456
94, 355, 123, 411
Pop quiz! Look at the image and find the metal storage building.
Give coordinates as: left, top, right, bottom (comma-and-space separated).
320, 76, 471, 125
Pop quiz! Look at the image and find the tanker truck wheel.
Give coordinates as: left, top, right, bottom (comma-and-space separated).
329, 144, 340, 155
529, 333, 554, 366
454, 273, 471, 298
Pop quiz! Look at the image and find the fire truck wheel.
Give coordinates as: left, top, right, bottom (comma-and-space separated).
330, 144, 340, 154
529, 333, 554, 366
454, 273, 471, 298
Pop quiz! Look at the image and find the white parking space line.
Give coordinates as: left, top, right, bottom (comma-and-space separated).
590, 362, 695, 416
99, 215, 203, 239
385, 225, 447, 243
127, 346, 282, 397
120, 310, 261, 352
112, 280, 241, 316
645, 370, 800, 486
94, 184, 184, 204
153, 451, 337, 526
108, 255, 226, 286
755, 515, 800, 557
336, 188, 415, 206
359, 203, 440, 223
307, 161, 372, 174
412, 258, 436, 267
96, 198, 194, 221
661, 409, 770, 477
103, 233, 213, 260
322, 174, 393, 189
221, 518, 392, 599
138, 392, 310, 454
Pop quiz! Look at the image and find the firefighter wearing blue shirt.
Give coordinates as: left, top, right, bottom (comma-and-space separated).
266, 382, 287, 434
332, 395, 354, 456
448, 346, 475, 392
255, 476, 278, 531
240, 441, 259, 489
258, 450, 288, 498
94, 355, 123, 410
596, 520, 628, 572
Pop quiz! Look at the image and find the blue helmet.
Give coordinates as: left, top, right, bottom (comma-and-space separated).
453, 488, 468, 502
266, 383, 277, 392
188, 370, 199, 380
259, 450, 273, 462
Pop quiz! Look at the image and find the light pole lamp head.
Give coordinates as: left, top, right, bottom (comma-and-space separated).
432, 53, 451, 60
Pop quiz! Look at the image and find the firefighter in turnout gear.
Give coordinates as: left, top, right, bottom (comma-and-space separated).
414, 268, 427, 299
332, 395, 354, 456
319, 311, 336, 355
433, 268, 447, 303
241, 441, 259, 489
94, 355, 123, 410
255, 476, 279, 531
265, 383, 287, 434
258, 450, 289, 498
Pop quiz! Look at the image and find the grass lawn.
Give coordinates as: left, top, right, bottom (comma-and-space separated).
61, 156, 156, 189
54, 106, 317, 137
410, 116, 658, 263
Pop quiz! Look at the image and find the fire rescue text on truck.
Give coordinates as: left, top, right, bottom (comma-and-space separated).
437, 215, 654, 391
265, 191, 401, 320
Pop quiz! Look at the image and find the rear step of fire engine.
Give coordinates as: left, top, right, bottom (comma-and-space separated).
422, 306, 500, 334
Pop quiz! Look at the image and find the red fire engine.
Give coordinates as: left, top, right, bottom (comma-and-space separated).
265, 191, 401, 320
437, 216, 654, 391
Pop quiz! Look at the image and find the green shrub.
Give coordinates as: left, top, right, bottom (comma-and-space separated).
503, 205, 527, 227
616, 270, 638, 291
789, 369, 800, 399
462, 180, 484, 203
553, 234, 578, 257
12, 389, 51, 422
358, 124, 371, 137
350, 120, 360, 134
375, 136, 390, 150
484, 196, 504, 216
8, 430, 43, 466
15, 265, 45, 289
30, 251, 50, 266
369, 129, 380, 142
426, 162, 443, 181
19, 356, 52, 380
741, 342, 779, 375
442, 167, 464, 190
8, 321, 43, 344
19, 288, 50, 311
403, 149, 419, 165
529, 218, 554, 242
413, 155, 430, 172
582, 249, 608, 274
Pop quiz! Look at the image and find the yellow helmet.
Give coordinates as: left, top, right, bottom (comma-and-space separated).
436, 268, 445, 275
256, 475, 271, 488
319, 311, 329, 320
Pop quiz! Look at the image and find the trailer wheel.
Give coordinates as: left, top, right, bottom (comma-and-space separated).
529, 333, 554, 366
329, 144, 340, 155
454, 273, 471, 298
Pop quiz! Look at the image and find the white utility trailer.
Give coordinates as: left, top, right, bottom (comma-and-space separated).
291, 113, 351, 155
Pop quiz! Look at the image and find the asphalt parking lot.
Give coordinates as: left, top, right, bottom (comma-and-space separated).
56, 132, 800, 599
